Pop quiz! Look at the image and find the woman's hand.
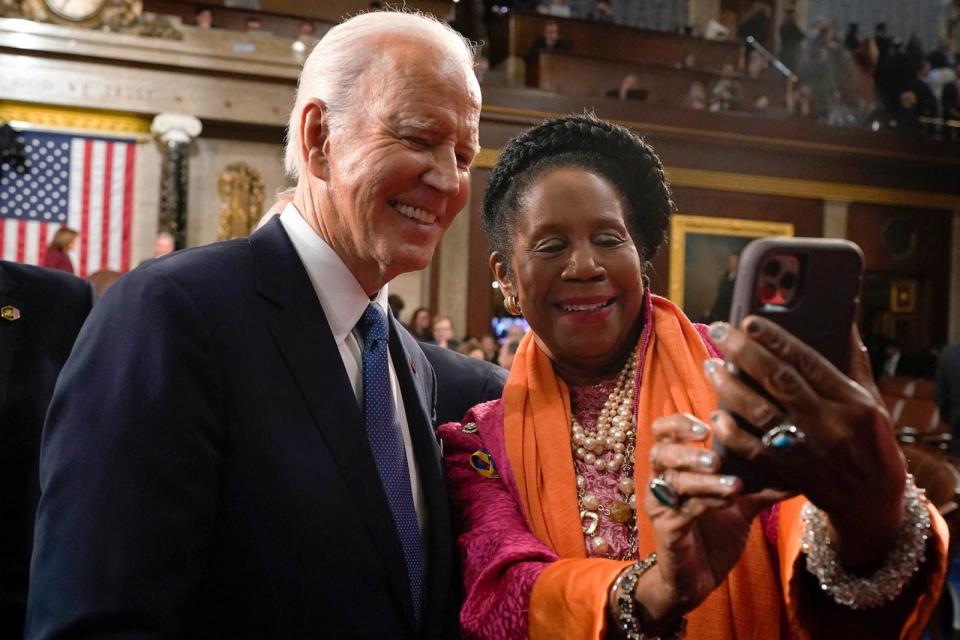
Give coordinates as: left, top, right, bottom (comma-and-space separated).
704, 317, 906, 568
633, 413, 785, 630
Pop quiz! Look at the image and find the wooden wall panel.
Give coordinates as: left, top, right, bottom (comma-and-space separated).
846, 204, 952, 352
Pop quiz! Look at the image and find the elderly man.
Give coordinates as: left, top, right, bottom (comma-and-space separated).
26, 11, 480, 639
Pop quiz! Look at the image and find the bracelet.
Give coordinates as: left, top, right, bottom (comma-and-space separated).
801, 473, 931, 609
609, 552, 687, 640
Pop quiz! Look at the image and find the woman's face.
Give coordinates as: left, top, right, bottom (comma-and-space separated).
493, 167, 645, 380
413, 310, 430, 331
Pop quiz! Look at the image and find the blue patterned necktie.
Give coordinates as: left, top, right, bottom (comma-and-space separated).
356, 303, 423, 622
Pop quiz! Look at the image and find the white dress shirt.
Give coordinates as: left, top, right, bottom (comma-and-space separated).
279, 204, 426, 529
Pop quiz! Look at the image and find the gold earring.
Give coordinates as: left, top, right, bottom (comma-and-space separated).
504, 294, 522, 316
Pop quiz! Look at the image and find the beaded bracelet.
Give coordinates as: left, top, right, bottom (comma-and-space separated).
801, 473, 931, 609
609, 552, 687, 640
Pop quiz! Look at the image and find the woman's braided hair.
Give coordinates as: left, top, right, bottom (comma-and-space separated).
482, 113, 674, 272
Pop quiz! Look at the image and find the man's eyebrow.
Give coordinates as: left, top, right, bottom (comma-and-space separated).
396, 118, 442, 133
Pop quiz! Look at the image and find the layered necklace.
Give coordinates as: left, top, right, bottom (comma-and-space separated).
570, 349, 638, 560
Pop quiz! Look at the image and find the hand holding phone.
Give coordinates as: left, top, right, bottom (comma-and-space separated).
709, 238, 864, 493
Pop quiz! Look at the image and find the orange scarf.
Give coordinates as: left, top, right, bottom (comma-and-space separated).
503, 294, 945, 639
504, 295, 781, 639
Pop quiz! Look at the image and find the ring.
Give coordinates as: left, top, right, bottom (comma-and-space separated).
761, 422, 807, 449
649, 475, 681, 509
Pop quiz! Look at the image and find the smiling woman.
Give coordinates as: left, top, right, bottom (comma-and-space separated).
437, 114, 947, 640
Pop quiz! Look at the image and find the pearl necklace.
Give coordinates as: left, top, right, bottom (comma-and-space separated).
570, 350, 639, 560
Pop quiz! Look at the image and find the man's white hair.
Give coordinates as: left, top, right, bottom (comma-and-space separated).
284, 11, 477, 179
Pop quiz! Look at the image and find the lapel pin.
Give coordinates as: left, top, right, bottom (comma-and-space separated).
469, 449, 499, 479
1, 305, 20, 322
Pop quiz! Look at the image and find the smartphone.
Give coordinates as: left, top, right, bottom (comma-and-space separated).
711, 237, 864, 493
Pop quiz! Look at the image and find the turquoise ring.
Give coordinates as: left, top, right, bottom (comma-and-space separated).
761, 422, 806, 449
648, 475, 681, 510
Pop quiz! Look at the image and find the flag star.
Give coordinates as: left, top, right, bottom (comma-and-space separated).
43, 213, 51, 220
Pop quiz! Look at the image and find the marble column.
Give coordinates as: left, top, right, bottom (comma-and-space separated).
822, 199, 849, 239
151, 113, 202, 249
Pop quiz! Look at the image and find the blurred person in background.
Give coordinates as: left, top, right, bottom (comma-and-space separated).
42, 227, 77, 275
433, 314, 459, 350
0, 260, 92, 637
153, 231, 175, 258
409, 306, 433, 342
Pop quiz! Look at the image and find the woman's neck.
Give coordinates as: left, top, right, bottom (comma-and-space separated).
542, 322, 645, 388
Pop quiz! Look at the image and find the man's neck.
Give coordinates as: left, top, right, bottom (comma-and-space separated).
291, 187, 387, 297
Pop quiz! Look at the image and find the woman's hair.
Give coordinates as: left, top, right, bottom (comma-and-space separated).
284, 10, 476, 178
48, 227, 78, 252
482, 113, 673, 273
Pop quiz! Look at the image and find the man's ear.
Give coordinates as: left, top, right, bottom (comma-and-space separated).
489, 252, 515, 298
300, 98, 331, 181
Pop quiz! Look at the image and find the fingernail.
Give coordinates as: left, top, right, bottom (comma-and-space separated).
753, 405, 775, 425
703, 358, 722, 378
697, 452, 715, 468
746, 319, 761, 335
690, 420, 708, 437
708, 321, 728, 342
718, 475, 737, 487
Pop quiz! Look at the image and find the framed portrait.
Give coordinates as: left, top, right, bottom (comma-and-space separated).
889, 279, 917, 313
668, 215, 794, 323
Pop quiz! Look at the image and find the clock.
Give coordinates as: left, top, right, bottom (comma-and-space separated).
44, 0, 108, 23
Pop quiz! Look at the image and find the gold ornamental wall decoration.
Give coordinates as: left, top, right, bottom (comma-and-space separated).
1, 0, 182, 39
217, 162, 265, 241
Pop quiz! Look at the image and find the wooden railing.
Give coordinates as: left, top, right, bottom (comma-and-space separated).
507, 12, 743, 72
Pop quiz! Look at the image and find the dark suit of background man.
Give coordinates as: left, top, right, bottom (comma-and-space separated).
26, 11, 481, 639
0, 261, 91, 638
937, 343, 960, 455
421, 342, 507, 426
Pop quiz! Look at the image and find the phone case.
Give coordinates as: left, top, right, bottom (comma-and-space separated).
713, 237, 864, 493
728, 237, 864, 371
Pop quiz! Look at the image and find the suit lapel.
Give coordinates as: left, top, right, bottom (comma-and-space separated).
389, 319, 452, 636
0, 265, 22, 412
249, 220, 417, 631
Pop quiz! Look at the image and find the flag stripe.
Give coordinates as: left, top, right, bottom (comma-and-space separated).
24, 220, 40, 265
78, 140, 93, 278
85, 140, 106, 277
15, 221, 26, 263
107, 144, 125, 271
100, 142, 114, 271
121, 142, 136, 271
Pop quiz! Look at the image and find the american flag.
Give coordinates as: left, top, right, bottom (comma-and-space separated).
0, 130, 137, 276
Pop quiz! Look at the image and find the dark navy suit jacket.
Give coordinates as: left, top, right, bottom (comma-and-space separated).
0, 262, 91, 639
420, 343, 506, 426
26, 219, 456, 639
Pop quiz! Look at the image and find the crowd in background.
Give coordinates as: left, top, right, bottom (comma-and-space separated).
389, 296, 526, 371
778, 14, 959, 136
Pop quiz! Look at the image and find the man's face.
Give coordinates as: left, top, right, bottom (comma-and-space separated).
154, 235, 174, 257
316, 41, 481, 287
545, 24, 559, 42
